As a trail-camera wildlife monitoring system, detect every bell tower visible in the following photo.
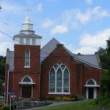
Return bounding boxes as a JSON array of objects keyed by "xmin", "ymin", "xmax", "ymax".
[{"xmin": 13, "ymin": 17, "xmax": 41, "ymax": 99}]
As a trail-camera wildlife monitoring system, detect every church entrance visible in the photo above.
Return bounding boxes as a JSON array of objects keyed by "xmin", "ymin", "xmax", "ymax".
[
  {"xmin": 19, "ymin": 75, "xmax": 35, "ymax": 98},
  {"xmin": 85, "ymin": 79, "xmax": 100, "ymax": 99},
  {"xmin": 22, "ymin": 85, "xmax": 32, "ymax": 98},
  {"xmin": 88, "ymin": 87, "xmax": 94, "ymax": 99}
]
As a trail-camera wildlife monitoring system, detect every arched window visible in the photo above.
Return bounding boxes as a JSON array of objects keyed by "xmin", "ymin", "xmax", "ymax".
[
  {"xmin": 24, "ymin": 49, "xmax": 30, "ymax": 68},
  {"xmin": 19, "ymin": 75, "xmax": 35, "ymax": 85},
  {"xmin": 64, "ymin": 68, "xmax": 69, "ymax": 92},
  {"xmin": 86, "ymin": 79, "xmax": 96, "ymax": 85},
  {"xmin": 57, "ymin": 69, "xmax": 62, "ymax": 92},
  {"xmin": 23, "ymin": 77, "xmax": 31, "ymax": 82},
  {"xmin": 49, "ymin": 64, "xmax": 70, "ymax": 94},
  {"xmin": 49, "ymin": 69, "xmax": 55, "ymax": 92}
]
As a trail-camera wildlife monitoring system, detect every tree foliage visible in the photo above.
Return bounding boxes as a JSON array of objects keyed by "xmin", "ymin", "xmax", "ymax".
[
  {"xmin": 0, "ymin": 56, "xmax": 5, "ymax": 95},
  {"xmin": 0, "ymin": 56, "xmax": 5, "ymax": 80},
  {"xmin": 98, "ymin": 39, "xmax": 110, "ymax": 97}
]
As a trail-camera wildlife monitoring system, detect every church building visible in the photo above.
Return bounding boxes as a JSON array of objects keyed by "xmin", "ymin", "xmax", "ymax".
[{"xmin": 5, "ymin": 17, "xmax": 101, "ymax": 101}]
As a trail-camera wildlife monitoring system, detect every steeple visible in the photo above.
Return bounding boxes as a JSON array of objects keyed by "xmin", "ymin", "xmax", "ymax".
[
  {"xmin": 21, "ymin": 17, "xmax": 35, "ymax": 34},
  {"xmin": 13, "ymin": 17, "xmax": 42, "ymax": 46}
]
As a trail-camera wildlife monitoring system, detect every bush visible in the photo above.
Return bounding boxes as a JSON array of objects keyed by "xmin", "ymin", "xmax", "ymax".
[
  {"xmin": 2, "ymin": 106, "xmax": 10, "ymax": 110},
  {"xmin": 55, "ymin": 96, "xmax": 62, "ymax": 101},
  {"xmin": 46, "ymin": 96, "xmax": 55, "ymax": 100},
  {"xmin": 46, "ymin": 95, "xmax": 84, "ymax": 101}
]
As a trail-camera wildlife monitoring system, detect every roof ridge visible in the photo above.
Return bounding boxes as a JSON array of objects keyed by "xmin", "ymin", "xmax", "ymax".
[{"xmin": 41, "ymin": 38, "xmax": 59, "ymax": 50}]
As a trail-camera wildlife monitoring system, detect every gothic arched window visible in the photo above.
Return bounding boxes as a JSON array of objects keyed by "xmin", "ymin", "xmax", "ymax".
[
  {"xmin": 49, "ymin": 64, "xmax": 70, "ymax": 94},
  {"xmin": 24, "ymin": 49, "xmax": 30, "ymax": 68},
  {"xmin": 49, "ymin": 68, "xmax": 55, "ymax": 92}
]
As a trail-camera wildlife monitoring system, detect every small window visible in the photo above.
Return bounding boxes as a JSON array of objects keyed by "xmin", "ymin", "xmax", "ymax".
[
  {"xmin": 32, "ymin": 38, "xmax": 36, "ymax": 45},
  {"xmin": 20, "ymin": 38, "xmax": 23, "ymax": 44},
  {"xmin": 26, "ymin": 39, "xmax": 30, "ymax": 45},
  {"xmin": 24, "ymin": 49, "xmax": 30, "ymax": 68}
]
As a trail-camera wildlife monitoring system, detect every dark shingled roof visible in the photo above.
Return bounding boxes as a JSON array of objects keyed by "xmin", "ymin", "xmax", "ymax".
[{"xmin": 40, "ymin": 38, "xmax": 101, "ymax": 69}]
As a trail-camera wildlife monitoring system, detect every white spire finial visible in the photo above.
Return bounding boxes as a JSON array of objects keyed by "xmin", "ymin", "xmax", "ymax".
[
  {"xmin": 24, "ymin": 16, "xmax": 31, "ymax": 24},
  {"xmin": 22, "ymin": 16, "xmax": 33, "ymax": 32}
]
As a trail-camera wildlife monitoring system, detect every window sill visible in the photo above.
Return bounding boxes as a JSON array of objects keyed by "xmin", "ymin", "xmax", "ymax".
[
  {"xmin": 24, "ymin": 66, "xmax": 30, "ymax": 68},
  {"xmin": 48, "ymin": 92, "xmax": 70, "ymax": 95}
]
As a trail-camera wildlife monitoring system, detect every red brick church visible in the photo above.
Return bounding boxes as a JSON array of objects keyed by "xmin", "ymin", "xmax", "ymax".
[{"xmin": 5, "ymin": 17, "xmax": 101, "ymax": 102}]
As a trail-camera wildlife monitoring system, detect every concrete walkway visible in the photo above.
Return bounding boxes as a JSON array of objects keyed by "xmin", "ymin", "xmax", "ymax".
[{"xmin": 24, "ymin": 101, "xmax": 82, "ymax": 110}]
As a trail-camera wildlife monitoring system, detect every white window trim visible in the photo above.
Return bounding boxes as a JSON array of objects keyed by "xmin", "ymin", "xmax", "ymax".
[
  {"xmin": 48, "ymin": 63, "xmax": 70, "ymax": 95},
  {"xmin": 48, "ymin": 92, "xmax": 70, "ymax": 95},
  {"xmin": 24, "ymin": 65, "xmax": 30, "ymax": 68},
  {"xmin": 19, "ymin": 75, "xmax": 35, "ymax": 85}
]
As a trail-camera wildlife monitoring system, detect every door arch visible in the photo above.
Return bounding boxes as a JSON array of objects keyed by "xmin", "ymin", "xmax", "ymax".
[
  {"xmin": 19, "ymin": 75, "xmax": 35, "ymax": 98},
  {"xmin": 85, "ymin": 79, "xmax": 99, "ymax": 99}
]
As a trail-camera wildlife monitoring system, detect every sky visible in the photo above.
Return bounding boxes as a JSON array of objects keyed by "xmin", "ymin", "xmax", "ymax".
[{"xmin": 0, "ymin": 0, "xmax": 110, "ymax": 56}]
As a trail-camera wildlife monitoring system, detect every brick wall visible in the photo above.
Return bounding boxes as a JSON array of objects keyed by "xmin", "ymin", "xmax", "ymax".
[
  {"xmin": 13, "ymin": 45, "xmax": 40, "ymax": 99},
  {"xmin": 40, "ymin": 44, "xmax": 101, "ymax": 99}
]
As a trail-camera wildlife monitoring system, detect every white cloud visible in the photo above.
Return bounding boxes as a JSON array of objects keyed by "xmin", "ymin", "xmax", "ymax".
[
  {"xmin": 41, "ymin": 6, "xmax": 110, "ymax": 35},
  {"xmin": 80, "ymin": 29, "xmax": 110, "ymax": 47},
  {"xmin": 75, "ymin": 6, "xmax": 110, "ymax": 24},
  {"xmin": 1, "ymin": 1, "xmax": 44, "ymax": 15},
  {"xmin": 76, "ymin": 28, "xmax": 110, "ymax": 54},
  {"xmin": 75, "ymin": 46, "xmax": 97, "ymax": 54},
  {"xmin": 0, "ymin": 32, "xmax": 13, "ymax": 56},
  {"xmin": 0, "ymin": 33, "xmax": 13, "ymax": 56},
  {"xmin": 51, "ymin": 25, "xmax": 68, "ymax": 35},
  {"xmin": 85, "ymin": 0, "xmax": 93, "ymax": 5},
  {"xmin": 1, "ymin": 1, "xmax": 24, "ymax": 14},
  {"xmin": 41, "ymin": 19, "xmax": 54, "ymax": 29},
  {"xmin": 47, "ymin": 6, "xmax": 110, "ymax": 35},
  {"xmin": 36, "ymin": 3, "xmax": 43, "ymax": 12},
  {"xmin": 0, "ymin": 42, "xmax": 13, "ymax": 56}
]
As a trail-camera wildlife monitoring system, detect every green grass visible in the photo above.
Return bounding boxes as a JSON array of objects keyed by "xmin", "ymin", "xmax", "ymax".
[{"xmin": 36, "ymin": 100, "xmax": 110, "ymax": 110}]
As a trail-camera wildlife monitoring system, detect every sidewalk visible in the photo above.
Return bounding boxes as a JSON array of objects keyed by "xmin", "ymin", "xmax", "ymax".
[{"xmin": 24, "ymin": 101, "xmax": 81, "ymax": 110}]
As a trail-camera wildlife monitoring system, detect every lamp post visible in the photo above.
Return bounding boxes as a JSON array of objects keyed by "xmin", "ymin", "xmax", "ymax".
[
  {"xmin": 9, "ymin": 95, "xmax": 16, "ymax": 110},
  {"xmin": 6, "ymin": 69, "xmax": 9, "ymax": 104}
]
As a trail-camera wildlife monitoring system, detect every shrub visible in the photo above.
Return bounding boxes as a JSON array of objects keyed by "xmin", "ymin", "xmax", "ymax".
[
  {"xmin": 46, "ymin": 96, "xmax": 55, "ymax": 100},
  {"xmin": 55, "ymin": 96, "xmax": 62, "ymax": 101},
  {"xmin": 62, "ymin": 96, "xmax": 70, "ymax": 101},
  {"xmin": 2, "ymin": 106, "xmax": 10, "ymax": 110}
]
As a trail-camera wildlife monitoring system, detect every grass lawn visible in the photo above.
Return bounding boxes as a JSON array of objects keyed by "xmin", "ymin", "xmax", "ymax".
[{"xmin": 36, "ymin": 100, "xmax": 110, "ymax": 110}]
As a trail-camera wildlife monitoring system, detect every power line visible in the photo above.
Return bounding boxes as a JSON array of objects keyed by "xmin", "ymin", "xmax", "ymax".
[{"xmin": 0, "ymin": 30, "xmax": 12, "ymax": 39}]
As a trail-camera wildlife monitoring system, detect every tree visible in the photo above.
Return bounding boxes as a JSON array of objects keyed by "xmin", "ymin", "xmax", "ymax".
[
  {"xmin": 98, "ymin": 39, "xmax": 110, "ymax": 97},
  {"xmin": 0, "ymin": 56, "xmax": 5, "ymax": 95},
  {"xmin": 0, "ymin": 56, "xmax": 5, "ymax": 80}
]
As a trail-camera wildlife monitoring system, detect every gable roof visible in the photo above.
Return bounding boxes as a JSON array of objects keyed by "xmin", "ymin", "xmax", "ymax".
[
  {"xmin": 40, "ymin": 38, "xmax": 60, "ymax": 62},
  {"xmin": 41, "ymin": 38, "xmax": 101, "ymax": 69}
]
